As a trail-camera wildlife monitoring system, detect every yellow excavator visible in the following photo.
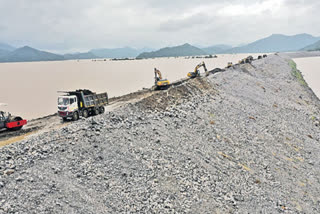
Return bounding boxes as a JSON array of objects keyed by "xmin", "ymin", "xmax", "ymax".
[
  {"xmin": 187, "ymin": 62, "xmax": 208, "ymax": 78},
  {"xmin": 226, "ymin": 62, "xmax": 233, "ymax": 68},
  {"xmin": 154, "ymin": 68, "xmax": 170, "ymax": 90}
]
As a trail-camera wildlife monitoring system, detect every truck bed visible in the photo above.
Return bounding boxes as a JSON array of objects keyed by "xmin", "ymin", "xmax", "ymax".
[{"xmin": 83, "ymin": 92, "xmax": 108, "ymax": 108}]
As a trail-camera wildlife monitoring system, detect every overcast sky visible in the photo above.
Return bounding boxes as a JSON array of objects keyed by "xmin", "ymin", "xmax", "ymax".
[{"xmin": 0, "ymin": 0, "xmax": 319, "ymax": 52}]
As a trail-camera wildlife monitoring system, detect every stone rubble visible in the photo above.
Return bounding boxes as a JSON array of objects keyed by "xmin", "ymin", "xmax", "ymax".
[{"xmin": 0, "ymin": 55, "xmax": 319, "ymax": 213}]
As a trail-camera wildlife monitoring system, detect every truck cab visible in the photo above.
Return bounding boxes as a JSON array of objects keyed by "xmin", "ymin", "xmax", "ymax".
[
  {"xmin": 58, "ymin": 89, "xmax": 108, "ymax": 122},
  {"xmin": 58, "ymin": 95, "xmax": 79, "ymax": 121}
]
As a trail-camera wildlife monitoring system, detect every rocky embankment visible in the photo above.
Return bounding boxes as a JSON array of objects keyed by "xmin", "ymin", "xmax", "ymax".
[{"xmin": 0, "ymin": 55, "xmax": 320, "ymax": 213}]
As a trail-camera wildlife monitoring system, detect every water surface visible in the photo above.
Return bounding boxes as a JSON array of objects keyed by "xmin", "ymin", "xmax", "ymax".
[
  {"xmin": 0, "ymin": 54, "xmax": 264, "ymax": 119},
  {"xmin": 294, "ymin": 57, "xmax": 320, "ymax": 99}
]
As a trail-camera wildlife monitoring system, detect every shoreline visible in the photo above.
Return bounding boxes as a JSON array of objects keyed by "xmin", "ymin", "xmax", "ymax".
[
  {"xmin": 1, "ymin": 54, "xmax": 319, "ymax": 212},
  {"xmin": 1, "ymin": 53, "xmax": 319, "ymax": 145}
]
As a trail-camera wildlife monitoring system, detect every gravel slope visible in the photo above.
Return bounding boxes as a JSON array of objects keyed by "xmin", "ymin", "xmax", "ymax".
[{"xmin": 0, "ymin": 54, "xmax": 319, "ymax": 213}]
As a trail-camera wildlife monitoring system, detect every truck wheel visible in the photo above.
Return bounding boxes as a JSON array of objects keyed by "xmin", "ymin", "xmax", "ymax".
[
  {"xmin": 99, "ymin": 106, "xmax": 105, "ymax": 114},
  {"xmin": 94, "ymin": 108, "xmax": 99, "ymax": 115},
  {"xmin": 73, "ymin": 112, "xmax": 79, "ymax": 121},
  {"xmin": 83, "ymin": 109, "xmax": 89, "ymax": 118},
  {"xmin": 62, "ymin": 117, "xmax": 68, "ymax": 122}
]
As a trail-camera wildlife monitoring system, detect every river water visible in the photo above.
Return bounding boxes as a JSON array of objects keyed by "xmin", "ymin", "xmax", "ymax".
[
  {"xmin": 293, "ymin": 57, "xmax": 320, "ymax": 100},
  {"xmin": 0, "ymin": 54, "xmax": 318, "ymax": 119}
]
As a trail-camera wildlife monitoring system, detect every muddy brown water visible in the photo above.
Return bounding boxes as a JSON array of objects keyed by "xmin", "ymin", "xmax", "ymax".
[
  {"xmin": 293, "ymin": 57, "xmax": 320, "ymax": 100},
  {"xmin": 3, "ymin": 53, "xmax": 317, "ymax": 120}
]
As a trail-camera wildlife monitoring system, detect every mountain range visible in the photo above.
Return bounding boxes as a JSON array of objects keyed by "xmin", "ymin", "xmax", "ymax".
[
  {"xmin": 225, "ymin": 34, "xmax": 320, "ymax": 53},
  {"xmin": 0, "ymin": 33, "xmax": 319, "ymax": 62},
  {"xmin": 202, "ymin": 45, "xmax": 232, "ymax": 54},
  {"xmin": 91, "ymin": 47, "xmax": 154, "ymax": 58},
  {"xmin": 0, "ymin": 46, "xmax": 64, "ymax": 62},
  {"xmin": 301, "ymin": 40, "xmax": 320, "ymax": 51},
  {"xmin": 137, "ymin": 43, "xmax": 207, "ymax": 58}
]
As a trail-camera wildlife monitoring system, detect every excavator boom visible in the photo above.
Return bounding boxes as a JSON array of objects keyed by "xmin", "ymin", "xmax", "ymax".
[{"xmin": 154, "ymin": 68, "xmax": 163, "ymax": 80}]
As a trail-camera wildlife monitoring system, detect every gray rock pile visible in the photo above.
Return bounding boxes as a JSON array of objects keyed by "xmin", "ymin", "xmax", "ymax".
[{"xmin": 0, "ymin": 55, "xmax": 319, "ymax": 213}]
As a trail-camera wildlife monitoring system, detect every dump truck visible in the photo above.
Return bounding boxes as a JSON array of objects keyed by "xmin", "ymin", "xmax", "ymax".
[
  {"xmin": 58, "ymin": 89, "xmax": 108, "ymax": 121},
  {"xmin": 0, "ymin": 104, "xmax": 27, "ymax": 131}
]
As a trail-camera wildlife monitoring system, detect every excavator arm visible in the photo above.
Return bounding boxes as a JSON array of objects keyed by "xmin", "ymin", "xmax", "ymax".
[
  {"xmin": 188, "ymin": 62, "xmax": 208, "ymax": 78},
  {"xmin": 154, "ymin": 68, "xmax": 163, "ymax": 80},
  {"xmin": 154, "ymin": 68, "xmax": 170, "ymax": 90}
]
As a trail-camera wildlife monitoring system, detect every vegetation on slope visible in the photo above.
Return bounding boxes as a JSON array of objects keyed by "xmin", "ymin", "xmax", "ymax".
[{"xmin": 289, "ymin": 60, "xmax": 307, "ymax": 86}]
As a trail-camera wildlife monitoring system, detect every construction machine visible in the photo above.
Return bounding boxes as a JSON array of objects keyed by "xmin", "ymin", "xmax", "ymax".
[
  {"xmin": 0, "ymin": 104, "xmax": 27, "ymax": 131},
  {"xmin": 239, "ymin": 59, "xmax": 245, "ymax": 64},
  {"xmin": 226, "ymin": 62, "xmax": 233, "ymax": 68},
  {"xmin": 187, "ymin": 62, "xmax": 208, "ymax": 78},
  {"xmin": 245, "ymin": 56, "xmax": 254, "ymax": 63},
  {"xmin": 58, "ymin": 89, "xmax": 108, "ymax": 121},
  {"xmin": 154, "ymin": 68, "xmax": 170, "ymax": 90}
]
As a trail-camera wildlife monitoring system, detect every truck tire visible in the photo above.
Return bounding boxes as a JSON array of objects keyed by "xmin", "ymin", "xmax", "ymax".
[
  {"xmin": 73, "ymin": 112, "xmax": 79, "ymax": 121},
  {"xmin": 94, "ymin": 108, "xmax": 99, "ymax": 116},
  {"xmin": 83, "ymin": 109, "xmax": 89, "ymax": 118},
  {"xmin": 62, "ymin": 117, "xmax": 68, "ymax": 122},
  {"xmin": 99, "ymin": 106, "xmax": 105, "ymax": 114}
]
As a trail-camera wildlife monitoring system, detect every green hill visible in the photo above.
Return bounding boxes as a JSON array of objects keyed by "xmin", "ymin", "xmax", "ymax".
[
  {"xmin": 226, "ymin": 34, "xmax": 319, "ymax": 53},
  {"xmin": 301, "ymin": 40, "xmax": 320, "ymax": 51},
  {"xmin": 0, "ymin": 46, "xmax": 64, "ymax": 62},
  {"xmin": 137, "ymin": 43, "xmax": 207, "ymax": 58}
]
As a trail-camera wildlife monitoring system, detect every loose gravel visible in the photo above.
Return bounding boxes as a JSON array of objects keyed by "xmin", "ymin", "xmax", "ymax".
[{"xmin": 0, "ymin": 54, "xmax": 319, "ymax": 213}]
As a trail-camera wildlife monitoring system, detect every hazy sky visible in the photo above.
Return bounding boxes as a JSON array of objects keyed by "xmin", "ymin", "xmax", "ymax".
[{"xmin": 0, "ymin": 0, "xmax": 319, "ymax": 52}]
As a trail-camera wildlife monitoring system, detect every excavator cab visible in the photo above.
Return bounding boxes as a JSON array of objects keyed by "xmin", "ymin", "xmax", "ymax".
[
  {"xmin": 187, "ymin": 62, "xmax": 208, "ymax": 78},
  {"xmin": 154, "ymin": 68, "xmax": 170, "ymax": 90}
]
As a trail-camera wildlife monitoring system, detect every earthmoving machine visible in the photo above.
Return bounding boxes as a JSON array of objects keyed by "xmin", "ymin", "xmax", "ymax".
[
  {"xmin": 154, "ymin": 68, "xmax": 170, "ymax": 90},
  {"xmin": 0, "ymin": 104, "xmax": 27, "ymax": 131},
  {"xmin": 58, "ymin": 89, "xmax": 108, "ymax": 121},
  {"xmin": 245, "ymin": 56, "xmax": 254, "ymax": 63},
  {"xmin": 226, "ymin": 62, "xmax": 233, "ymax": 68},
  {"xmin": 239, "ymin": 59, "xmax": 245, "ymax": 64},
  {"xmin": 187, "ymin": 62, "xmax": 208, "ymax": 78}
]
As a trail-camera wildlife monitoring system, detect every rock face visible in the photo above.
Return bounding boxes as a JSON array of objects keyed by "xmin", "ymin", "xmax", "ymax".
[{"xmin": 0, "ymin": 55, "xmax": 319, "ymax": 213}]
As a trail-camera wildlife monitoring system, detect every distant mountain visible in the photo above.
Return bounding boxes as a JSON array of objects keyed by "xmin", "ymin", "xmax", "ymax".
[
  {"xmin": 0, "ymin": 43, "xmax": 15, "ymax": 57},
  {"xmin": 0, "ymin": 49, "xmax": 11, "ymax": 57},
  {"xmin": 0, "ymin": 43, "xmax": 15, "ymax": 51},
  {"xmin": 63, "ymin": 52, "xmax": 97, "ymax": 60},
  {"xmin": 90, "ymin": 47, "xmax": 153, "ymax": 58},
  {"xmin": 0, "ymin": 46, "xmax": 64, "ymax": 62},
  {"xmin": 137, "ymin": 43, "xmax": 207, "ymax": 58},
  {"xmin": 226, "ymin": 34, "xmax": 320, "ymax": 53},
  {"xmin": 202, "ymin": 44, "xmax": 232, "ymax": 54},
  {"xmin": 301, "ymin": 40, "xmax": 320, "ymax": 51}
]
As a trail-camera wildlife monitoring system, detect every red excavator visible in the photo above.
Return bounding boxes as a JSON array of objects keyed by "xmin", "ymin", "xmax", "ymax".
[{"xmin": 0, "ymin": 104, "xmax": 27, "ymax": 131}]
